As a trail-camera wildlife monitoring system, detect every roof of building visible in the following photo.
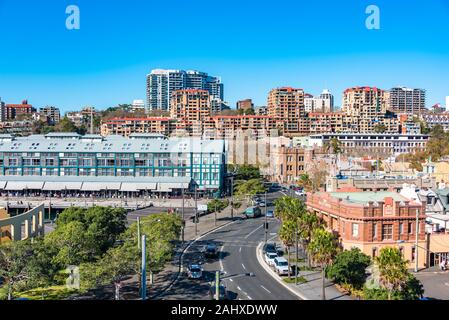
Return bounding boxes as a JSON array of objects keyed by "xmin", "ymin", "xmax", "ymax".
[
  {"xmin": 0, "ymin": 133, "xmax": 225, "ymax": 154},
  {"xmin": 329, "ymin": 191, "xmax": 408, "ymax": 205}
]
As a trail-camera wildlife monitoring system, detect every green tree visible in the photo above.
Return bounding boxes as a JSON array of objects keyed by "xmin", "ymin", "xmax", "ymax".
[
  {"xmin": 0, "ymin": 240, "xmax": 54, "ymax": 300},
  {"xmin": 279, "ymin": 220, "xmax": 297, "ymax": 279},
  {"xmin": 207, "ymin": 199, "xmax": 229, "ymax": 213},
  {"xmin": 54, "ymin": 116, "xmax": 78, "ymax": 133},
  {"xmin": 297, "ymin": 212, "xmax": 323, "ymax": 267},
  {"xmin": 309, "ymin": 229, "xmax": 339, "ymax": 300},
  {"xmin": 233, "ymin": 165, "xmax": 261, "ymax": 181},
  {"xmin": 374, "ymin": 247, "xmax": 409, "ymax": 300},
  {"xmin": 326, "ymin": 248, "xmax": 371, "ymax": 290},
  {"xmin": 374, "ymin": 124, "xmax": 387, "ymax": 133},
  {"xmin": 324, "ymin": 137, "xmax": 342, "ymax": 154},
  {"xmin": 234, "ymin": 179, "xmax": 266, "ymax": 200}
]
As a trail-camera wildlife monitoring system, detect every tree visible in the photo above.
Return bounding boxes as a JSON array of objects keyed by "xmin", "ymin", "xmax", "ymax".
[
  {"xmin": 0, "ymin": 240, "xmax": 54, "ymax": 300},
  {"xmin": 374, "ymin": 124, "xmax": 387, "ymax": 133},
  {"xmin": 56, "ymin": 206, "xmax": 127, "ymax": 256},
  {"xmin": 309, "ymin": 229, "xmax": 339, "ymax": 300},
  {"xmin": 374, "ymin": 247, "xmax": 409, "ymax": 300},
  {"xmin": 297, "ymin": 212, "xmax": 323, "ymax": 267},
  {"xmin": 54, "ymin": 116, "xmax": 78, "ymax": 133},
  {"xmin": 279, "ymin": 220, "xmax": 297, "ymax": 279},
  {"xmin": 324, "ymin": 138, "xmax": 342, "ymax": 154},
  {"xmin": 326, "ymin": 248, "xmax": 371, "ymax": 290},
  {"xmin": 233, "ymin": 165, "xmax": 261, "ymax": 181},
  {"xmin": 207, "ymin": 199, "xmax": 229, "ymax": 213},
  {"xmin": 234, "ymin": 179, "xmax": 266, "ymax": 200}
]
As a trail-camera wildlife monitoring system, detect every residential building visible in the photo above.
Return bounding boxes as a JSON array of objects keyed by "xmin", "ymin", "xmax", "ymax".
[
  {"xmin": 146, "ymin": 69, "xmax": 224, "ymax": 111},
  {"xmin": 255, "ymin": 106, "xmax": 268, "ymax": 116},
  {"xmin": 236, "ymin": 99, "xmax": 254, "ymax": 111},
  {"xmin": 267, "ymin": 87, "xmax": 307, "ymax": 135},
  {"xmin": 131, "ymin": 100, "xmax": 145, "ymax": 112},
  {"xmin": 39, "ymin": 106, "xmax": 61, "ymax": 125},
  {"xmin": 306, "ymin": 191, "xmax": 427, "ymax": 268},
  {"xmin": 0, "ymin": 98, "xmax": 5, "ymax": 122},
  {"xmin": 273, "ymin": 145, "xmax": 305, "ymax": 184},
  {"xmin": 170, "ymin": 89, "xmax": 211, "ymax": 134},
  {"xmin": 304, "ymin": 89, "xmax": 334, "ymax": 113},
  {"xmin": 309, "ymin": 133, "xmax": 429, "ymax": 156},
  {"xmin": 100, "ymin": 117, "xmax": 176, "ymax": 137},
  {"xmin": 398, "ymin": 114, "xmax": 421, "ymax": 135},
  {"xmin": 0, "ymin": 133, "xmax": 226, "ymax": 196},
  {"xmin": 421, "ymin": 113, "xmax": 449, "ymax": 132},
  {"xmin": 423, "ymin": 158, "xmax": 449, "ymax": 183},
  {"xmin": 4, "ymin": 100, "xmax": 35, "ymax": 120},
  {"xmin": 389, "ymin": 87, "xmax": 426, "ymax": 115}
]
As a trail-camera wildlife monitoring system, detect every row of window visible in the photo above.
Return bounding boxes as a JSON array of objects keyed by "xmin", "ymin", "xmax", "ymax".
[{"xmin": 349, "ymin": 222, "xmax": 419, "ymax": 240}]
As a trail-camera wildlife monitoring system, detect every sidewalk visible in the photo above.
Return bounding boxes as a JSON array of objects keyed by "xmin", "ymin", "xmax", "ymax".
[{"xmin": 256, "ymin": 242, "xmax": 354, "ymax": 300}]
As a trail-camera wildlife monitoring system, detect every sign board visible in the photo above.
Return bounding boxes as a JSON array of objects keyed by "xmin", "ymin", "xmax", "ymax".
[{"xmin": 197, "ymin": 204, "xmax": 208, "ymax": 212}]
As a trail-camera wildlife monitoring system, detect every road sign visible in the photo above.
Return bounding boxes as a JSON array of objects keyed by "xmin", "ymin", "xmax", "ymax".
[{"xmin": 198, "ymin": 204, "xmax": 208, "ymax": 212}]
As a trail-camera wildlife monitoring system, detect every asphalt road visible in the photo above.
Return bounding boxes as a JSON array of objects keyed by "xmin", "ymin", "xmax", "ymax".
[{"xmin": 163, "ymin": 191, "xmax": 299, "ymax": 300}]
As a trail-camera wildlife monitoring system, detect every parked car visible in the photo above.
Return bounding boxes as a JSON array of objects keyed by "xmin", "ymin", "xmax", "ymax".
[
  {"xmin": 209, "ymin": 283, "xmax": 229, "ymax": 300},
  {"xmin": 204, "ymin": 244, "xmax": 219, "ymax": 259},
  {"xmin": 274, "ymin": 257, "xmax": 290, "ymax": 276},
  {"xmin": 266, "ymin": 210, "xmax": 274, "ymax": 218},
  {"xmin": 259, "ymin": 201, "xmax": 266, "ymax": 207},
  {"xmin": 187, "ymin": 264, "xmax": 203, "ymax": 280},
  {"xmin": 264, "ymin": 252, "xmax": 278, "ymax": 266},
  {"xmin": 263, "ymin": 243, "xmax": 277, "ymax": 255}
]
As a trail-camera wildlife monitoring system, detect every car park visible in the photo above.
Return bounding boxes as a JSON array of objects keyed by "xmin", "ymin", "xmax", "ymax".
[
  {"xmin": 187, "ymin": 264, "xmax": 203, "ymax": 280},
  {"xmin": 274, "ymin": 257, "xmax": 290, "ymax": 276}
]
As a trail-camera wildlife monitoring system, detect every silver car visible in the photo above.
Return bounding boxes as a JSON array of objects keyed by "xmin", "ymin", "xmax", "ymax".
[{"xmin": 187, "ymin": 264, "xmax": 203, "ymax": 280}]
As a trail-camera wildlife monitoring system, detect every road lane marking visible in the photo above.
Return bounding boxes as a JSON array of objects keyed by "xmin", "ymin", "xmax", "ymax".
[
  {"xmin": 247, "ymin": 295, "xmax": 253, "ymax": 300},
  {"xmin": 219, "ymin": 246, "xmax": 224, "ymax": 271},
  {"xmin": 260, "ymin": 285, "xmax": 271, "ymax": 294},
  {"xmin": 241, "ymin": 263, "xmax": 246, "ymax": 270},
  {"xmin": 239, "ymin": 247, "xmax": 242, "ymax": 253},
  {"xmin": 245, "ymin": 224, "xmax": 263, "ymax": 239},
  {"xmin": 237, "ymin": 286, "xmax": 242, "ymax": 291},
  {"xmin": 229, "ymin": 278, "xmax": 233, "ymax": 282}
]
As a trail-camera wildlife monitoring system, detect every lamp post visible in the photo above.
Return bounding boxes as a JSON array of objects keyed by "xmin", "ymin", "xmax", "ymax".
[
  {"xmin": 415, "ymin": 208, "xmax": 419, "ymax": 273},
  {"xmin": 264, "ymin": 191, "xmax": 268, "ymax": 244},
  {"xmin": 194, "ymin": 185, "xmax": 198, "ymax": 236},
  {"xmin": 181, "ymin": 187, "xmax": 185, "ymax": 243},
  {"xmin": 141, "ymin": 234, "xmax": 147, "ymax": 300}
]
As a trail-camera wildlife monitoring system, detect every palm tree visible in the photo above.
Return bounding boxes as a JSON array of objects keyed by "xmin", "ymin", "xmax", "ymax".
[
  {"xmin": 309, "ymin": 229, "xmax": 339, "ymax": 300},
  {"xmin": 279, "ymin": 220, "xmax": 297, "ymax": 279},
  {"xmin": 298, "ymin": 212, "xmax": 323, "ymax": 267},
  {"xmin": 375, "ymin": 247, "xmax": 409, "ymax": 300}
]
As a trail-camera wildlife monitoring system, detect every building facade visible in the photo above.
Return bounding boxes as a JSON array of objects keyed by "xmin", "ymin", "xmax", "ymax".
[
  {"xmin": 4, "ymin": 100, "xmax": 35, "ymax": 120},
  {"xmin": 304, "ymin": 89, "xmax": 334, "ymax": 113},
  {"xmin": 0, "ymin": 133, "xmax": 226, "ymax": 196},
  {"xmin": 307, "ymin": 191, "xmax": 427, "ymax": 268},
  {"xmin": 146, "ymin": 69, "xmax": 223, "ymax": 111},
  {"xmin": 39, "ymin": 106, "xmax": 61, "ymax": 125},
  {"xmin": 170, "ymin": 89, "xmax": 211, "ymax": 133},
  {"xmin": 389, "ymin": 87, "xmax": 426, "ymax": 115},
  {"xmin": 101, "ymin": 117, "xmax": 177, "ymax": 137},
  {"xmin": 236, "ymin": 99, "xmax": 254, "ymax": 111}
]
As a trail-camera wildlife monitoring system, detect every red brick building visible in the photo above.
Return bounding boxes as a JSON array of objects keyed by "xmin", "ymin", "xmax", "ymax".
[
  {"xmin": 4, "ymin": 100, "xmax": 35, "ymax": 120},
  {"xmin": 306, "ymin": 191, "xmax": 427, "ymax": 268}
]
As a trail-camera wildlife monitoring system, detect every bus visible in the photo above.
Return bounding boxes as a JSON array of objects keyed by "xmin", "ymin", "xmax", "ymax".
[{"xmin": 244, "ymin": 206, "xmax": 262, "ymax": 219}]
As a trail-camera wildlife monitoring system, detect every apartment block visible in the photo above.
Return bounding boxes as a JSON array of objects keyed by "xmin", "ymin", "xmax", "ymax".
[
  {"xmin": 100, "ymin": 117, "xmax": 176, "ymax": 137},
  {"xmin": 170, "ymin": 89, "xmax": 211, "ymax": 133},
  {"xmin": 236, "ymin": 99, "xmax": 254, "ymax": 111},
  {"xmin": 267, "ymin": 87, "xmax": 306, "ymax": 135},
  {"xmin": 304, "ymin": 89, "xmax": 334, "ymax": 113},
  {"xmin": 39, "ymin": 106, "xmax": 61, "ymax": 125},
  {"xmin": 4, "ymin": 100, "xmax": 35, "ymax": 120},
  {"xmin": 389, "ymin": 87, "xmax": 426, "ymax": 115}
]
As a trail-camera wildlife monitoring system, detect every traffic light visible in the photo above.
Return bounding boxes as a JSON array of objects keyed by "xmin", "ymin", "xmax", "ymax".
[{"xmin": 264, "ymin": 222, "xmax": 269, "ymax": 230}]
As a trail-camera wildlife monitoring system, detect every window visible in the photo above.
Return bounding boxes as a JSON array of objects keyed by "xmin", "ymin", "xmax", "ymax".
[
  {"xmin": 352, "ymin": 223, "xmax": 359, "ymax": 237},
  {"xmin": 408, "ymin": 222, "xmax": 413, "ymax": 234},
  {"xmin": 372, "ymin": 223, "xmax": 377, "ymax": 239},
  {"xmin": 399, "ymin": 223, "xmax": 404, "ymax": 234},
  {"xmin": 372, "ymin": 247, "xmax": 377, "ymax": 258},
  {"xmin": 382, "ymin": 224, "xmax": 393, "ymax": 240}
]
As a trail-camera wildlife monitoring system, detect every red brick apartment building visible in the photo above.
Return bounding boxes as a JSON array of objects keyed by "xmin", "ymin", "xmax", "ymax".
[
  {"xmin": 306, "ymin": 191, "xmax": 427, "ymax": 268},
  {"xmin": 5, "ymin": 100, "xmax": 35, "ymax": 120},
  {"xmin": 100, "ymin": 117, "xmax": 176, "ymax": 137}
]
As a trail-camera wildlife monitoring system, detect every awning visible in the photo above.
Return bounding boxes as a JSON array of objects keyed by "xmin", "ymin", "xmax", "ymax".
[
  {"xmin": 81, "ymin": 182, "xmax": 121, "ymax": 191},
  {"xmin": 120, "ymin": 183, "xmax": 139, "ymax": 192},
  {"xmin": 42, "ymin": 182, "xmax": 83, "ymax": 191},
  {"xmin": 157, "ymin": 183, "xmax": 173, "ymax": 192},
  {"xmin": 0, "ymin": 181, "xmax": 7, "ymax": 190},
  {"xmin": 5, "ymin": 181, "xmax": 44, "ymax": 191},
  {"xmin": 135, "ymin": 183, "xmax": 157, "ymax": 190}
]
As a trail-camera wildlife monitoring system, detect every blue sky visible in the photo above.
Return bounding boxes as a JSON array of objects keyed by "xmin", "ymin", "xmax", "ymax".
[{"xmin": 0, "ymin": 0, "xmax": 448, "ymax": 112}]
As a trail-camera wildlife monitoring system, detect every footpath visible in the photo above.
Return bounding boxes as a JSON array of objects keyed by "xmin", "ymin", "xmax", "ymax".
[{"xmin": 256, "ymin": 240, "xmax": 354, "ymax": 300}]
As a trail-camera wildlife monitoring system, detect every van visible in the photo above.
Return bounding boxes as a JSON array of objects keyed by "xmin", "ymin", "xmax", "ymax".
[{"xmin": 244, "ymin": 206, "xmax": 262, "ymax": 219}]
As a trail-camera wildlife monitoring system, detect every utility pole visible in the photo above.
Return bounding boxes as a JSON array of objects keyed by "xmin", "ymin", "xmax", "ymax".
[
  {"xmin": 415, "ymin": 208, "xmax": 419, "ymax": 273},
  {"xmin": 264, "ymin": 192, "xmax": 268, "ymax": 244},
  {"xmin": 194, "ymin": 185, "xmax": 198, "ymax": 236},
  {"xmin": 215, "ymin": 270, "xmax": 220, "ymax": 301},
  {"xmin": 215, "ymin": 202, "xmax": 217, "ymax": 227},
  {"xmin": 295, "ymin": 228, "xmax": 299, "ymax": 285},
  {"xmin": 137, "ymin": 216, "xmax": 141, "ymax": 250},
  {"xmin": 141, "ymin": 234, "xmax": 147, "ymax": 300},
  {"xmin": 230, "ymin": 177, "xmax": 234, "ymax": 221},
  {"xmin": 181, "ymin": 187, "xmax": 185, "ymax": 243}
]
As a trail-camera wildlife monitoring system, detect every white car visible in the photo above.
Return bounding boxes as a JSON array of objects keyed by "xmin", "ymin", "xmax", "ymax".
[
  {"xmin": 265, "ymin": 252, "xmax": 278, "ymax": 267},
  {"xmin": 274, "ymin": 257, "xmax": 290, "ymax": 276}
]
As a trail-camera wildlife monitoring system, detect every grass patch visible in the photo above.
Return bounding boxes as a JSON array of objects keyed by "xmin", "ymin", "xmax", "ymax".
[
  {"xmin": 283, "ymin": 276, "xmax": 307, "ymax": 284},
  {"xmin": 15, "ymin": 285, "xmax": 80, "ymax": 300}
]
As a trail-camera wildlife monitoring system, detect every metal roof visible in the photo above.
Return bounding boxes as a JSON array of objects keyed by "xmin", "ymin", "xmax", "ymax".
[{"xmin": 0, "ymin": 134, "xmax": 225, "ymax": 154}]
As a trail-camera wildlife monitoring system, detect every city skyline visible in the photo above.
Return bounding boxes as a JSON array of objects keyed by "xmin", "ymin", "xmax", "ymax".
[{"xmin": 0, "ymin": 0, "xmax": 448, "ymax": 112}]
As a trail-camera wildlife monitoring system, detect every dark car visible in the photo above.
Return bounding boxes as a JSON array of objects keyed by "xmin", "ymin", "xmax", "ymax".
[
  {"xmin": 209, "ymin": 284, "xmax": 228, "ymax": 300},
  {"xmin": 187, "ymin": 264, "xmax": 203, "ymax": 280},
  {"xmin": 204, "ymin": 244, "xmax": 219, "ymax": 258},
  {"xmin": 263, "ymin": 243, "xmax": 277, "ymax": 255}
]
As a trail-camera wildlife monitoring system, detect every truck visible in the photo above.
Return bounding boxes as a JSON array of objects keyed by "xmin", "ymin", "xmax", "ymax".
[{"xmin": 244, "ymin": 206, "xmax": 262, "ymax": 219}]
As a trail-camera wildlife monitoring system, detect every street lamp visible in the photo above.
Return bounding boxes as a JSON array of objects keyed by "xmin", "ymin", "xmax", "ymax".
[{"xmin": 415, "ymin": 208, "xmax": 420, "ymax": 273}]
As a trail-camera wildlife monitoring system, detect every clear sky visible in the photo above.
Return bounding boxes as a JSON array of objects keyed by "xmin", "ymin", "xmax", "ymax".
[{"xmin": 0, "ymin": 0, "xmax": 448, "ymax": 112}]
